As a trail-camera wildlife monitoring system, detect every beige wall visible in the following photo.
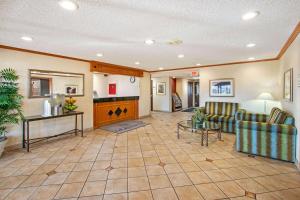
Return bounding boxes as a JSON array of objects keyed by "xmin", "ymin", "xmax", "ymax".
[
  {"xmin": 279, "ymin": 35, "xmax": 300, "ymax": 162},
  {"xmin": 199, "ymin": 60, "xmax": 282, "ymax": 113},
  {"xmin": 152, "ymin": 77, "xmax": 172, "ymax": 112},
  {"xmin": 176, "ymin": 78, "xmax": 188, "ymax": 109},
  {"xmin": 139, "ymin": 72, "xmax": 151, "ymax": 117},
  {"xmin": 0, "ymin": 48, "xmax": 93, "ymax": 146}
]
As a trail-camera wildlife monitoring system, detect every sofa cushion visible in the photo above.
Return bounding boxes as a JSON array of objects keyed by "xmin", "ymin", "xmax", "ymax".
[
  {"xmin": 268, "ymin": 107, "xmax": 289, "ymax": 124},
  {"xmin": 205, "ymin": 102, "xmax": 239, "ymax": 117},
  {"xmin": 206, "ymin": 114, "xmax": 235, "ymax": 123}
]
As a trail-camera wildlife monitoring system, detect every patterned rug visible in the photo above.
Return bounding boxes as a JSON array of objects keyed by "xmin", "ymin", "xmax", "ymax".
[
  {"xmin": 181, "ymin": 107, "xmax": 196, "ymax": 112},
  {"xmin": 100, "ymin": 120, "xmax": 149, "ymax": 133}
]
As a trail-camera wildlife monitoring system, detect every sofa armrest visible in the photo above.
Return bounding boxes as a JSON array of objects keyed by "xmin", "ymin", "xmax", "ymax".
[
  {"xmin": 235, "ymin": 111, "xmax": 268, "ymax": 123},
  {"xmin": 236, "ymin": 121, "xmax": 297, "ymax": 135},
  {"xmin": 235, "ymin": 109, "xmax": 246, "ymax": 121}
]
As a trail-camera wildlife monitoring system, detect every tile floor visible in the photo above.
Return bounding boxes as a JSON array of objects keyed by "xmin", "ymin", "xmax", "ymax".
[{"xmin": 0, "ymin": 111, "xmax": 300, "ymax": 200}]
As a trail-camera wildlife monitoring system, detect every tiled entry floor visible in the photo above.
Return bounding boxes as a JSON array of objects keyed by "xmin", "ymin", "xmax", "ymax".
[{"xmin": 0, "ymin": 112, "xmax": 300, "ymax": 200}]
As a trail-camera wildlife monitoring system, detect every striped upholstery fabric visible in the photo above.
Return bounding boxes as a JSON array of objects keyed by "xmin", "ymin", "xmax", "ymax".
[
  {"xmin": 268, "ymin": 107, "xmax": 288, "ymax": 124},
  {"xmin": 196, "ymin": 102, "xmax": 240, "ymax": 133},
  {"xmin": 235, "ymin": 108, "xmax": 297, "ymax": 162}
]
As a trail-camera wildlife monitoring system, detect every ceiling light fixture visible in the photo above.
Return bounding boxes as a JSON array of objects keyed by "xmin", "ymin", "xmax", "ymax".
[
  {"xmin": 158, "ymin": 67, "xmax": 164, "ymax": 70},
  {"xmin": 196, "ymin": 63, "xmax": 201, "ymax": 66},
  {"xmin": 248, "ymin": 57, "xmax": 255, "ymax": 60},
  {"xmin": 21, "ymin": 36, "xmax": 33, "ymax": 41},
  {"xmin": 172, "ymin": 76, "xmax": 176, "ymax": 79},
  {"xmin": 246, "ymin": 43, "xmax": 256, "ymax": 48},
  {"xmin": 145, "ymin": 39, "xmax": 155, "ymax": 45},
  {"xmin": 177, "ymin": 54, "xmax": 184, "ymax": 58},
  {"xmin": 242, "ymin": 11, "xmax": 259, "ymax": 20},
  {"xmin": 58, "ymin": 0, "xmax": 79, "ymax": 11},
  {"xmin": 135, "ymin": 61, "xmax": 140, "ymax": 65},
  {"xmin": 96, "ymin": 53, "xmax": 103, "ymax": 57}
]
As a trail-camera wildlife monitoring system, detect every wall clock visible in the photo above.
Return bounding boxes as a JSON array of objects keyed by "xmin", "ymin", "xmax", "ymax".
[{"xmin": 130, "ymin": 76, "xmax": 136, "ymax": 83}]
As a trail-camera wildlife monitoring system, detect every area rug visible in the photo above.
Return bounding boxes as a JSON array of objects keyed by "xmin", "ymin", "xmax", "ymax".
[
  {"xmin": 182, "ymin": 107, "xmax": 196, "ymax": 112},
  {"xmin": 100, "ymin": 120, "xmax": 149, "ymax": 134}
]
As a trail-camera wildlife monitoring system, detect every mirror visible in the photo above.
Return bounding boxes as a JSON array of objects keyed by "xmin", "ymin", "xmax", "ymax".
[{"xmin": 29, "ymin": 69, "xmax": 84, "ymax": 98}]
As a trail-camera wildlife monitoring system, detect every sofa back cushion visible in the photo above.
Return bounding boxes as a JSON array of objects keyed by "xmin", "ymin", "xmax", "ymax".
[
  {"xmin": 268, "ymin": 107, "xmax": 295, "ymax": 125},
  {"xmin": 205, "ymin": 102, "xmax": 239, "ymax": 116}
]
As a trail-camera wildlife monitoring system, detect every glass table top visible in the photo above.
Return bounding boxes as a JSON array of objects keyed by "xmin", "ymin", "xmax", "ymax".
[{"xmin": 178, "ymin": 120, "xmax": 220, "ymax": 130}]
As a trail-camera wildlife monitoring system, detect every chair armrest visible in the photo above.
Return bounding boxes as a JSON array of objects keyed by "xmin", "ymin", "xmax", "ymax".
[
  {"xmin": 236, "ymin": 121, "xmax": 297, "ymax": 135},
  {"xmin": 236, "ymin": 111, "xmax": 268, "ymax": 123},
  {"xmin": 235, "ymin": 109, "xmax": 246, "ymax": 121}
]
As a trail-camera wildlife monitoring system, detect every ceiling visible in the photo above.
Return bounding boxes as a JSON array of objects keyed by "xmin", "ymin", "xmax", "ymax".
[{"xmin": 0, "ymin": 0, "xmax": 299, "ymax": 71}]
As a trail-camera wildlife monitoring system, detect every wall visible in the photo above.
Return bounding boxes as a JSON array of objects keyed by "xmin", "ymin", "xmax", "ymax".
[
  {"xmin": 93, "ymin": 73, "xmax": 140, "ymax": 97},
  {"xmin": 152, "ymin": 77, "xmax": 172, "ymax": 112},
  {"xmin": 279, "ymin": 35, "xmax": 300, "ymax": 163},
  {"xmin": 139, "ymin": 72, "xmax": 151, "ymax": 117},
  {"xmin": 199, "ymin": 60, "xmax": 282, "ymax": 113},
  {"xmin": 176, "ymin": 78, "xmax": 188, "ymax": 109},
  {"xmin": 0, "ymin": 48, "xmax": 93, "ymax": 146}
]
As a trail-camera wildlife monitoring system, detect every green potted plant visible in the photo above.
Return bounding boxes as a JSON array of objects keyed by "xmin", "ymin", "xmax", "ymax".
[{"xmin": 0, "ymin": 68, "xmax": 23, "ymax": 157}]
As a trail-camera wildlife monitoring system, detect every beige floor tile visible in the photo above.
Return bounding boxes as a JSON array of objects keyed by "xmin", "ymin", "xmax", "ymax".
[
  {"xmin": 33, "ymin": 164, "xmax": 58, "ymax": 175},
  {"xmin": 195, "ymin": 161, "xmax": 218, "ymax": 171},
  {"xmin": 275, "ymin": 188, "xmax": 300, "ymax": 200},
  {"xmin": 143, "ymin": 151, "xmax": 158, "ymax": 157},
  {"xmin": 146, "ymin": 165, "xmax": 165, "ymax": 176},
  {"xmin": 164, "ymin": 164, "xmax": 183, "ymax": 174},
  {"xmin": 0, "ymin": 176, "xmax": 28, "ymax": 189},
  {"xmin": 65, "ymin": 171, "xmax": 89, "ymax": 183},
  {"xmin": 159, "ymin": 156, "xmax": 177, "ymax": 164},
  {"xmin": 29, "ymin": 185, "xmax": 61, "ymax": 200},
  {"xmin": 88, "ymin": 169, "xmax": 108, "ymax": 181},
  {"xmin": 256, "ymin": 192, "xmax": 282, "ymax": 200},
  {"xmin": 108, "ymin": 168, "xmax": 127, "ymax": 179},
  {"xmin": 93, "ymin": 161, "xmax": 111, "ymax": 170},
  {"xmin": 149, "ymin": 175, "xmax": 172, "ymax": 189},
  {"xmin": 73, "ymin": 162, "xmax": 93, "ymax": 172},
  {"xmin": 195, "ymin": 183, "xmax": 226, "ymax": 200},
  {"xmin": 42, "ymin": 172, "xmax": 69, "ymax": 185},
  {"xmin": 212, "ymin": 160, "xmax": 233, "ymax": 169},
  {"xmin": 0, "ymin": 189, "xmax": 13, "ymax": 200},
  {"xmin": 5, "ymin": 187, "xmax": 37, "ymax": 200},
  {"xmin": 274, "ymin": 173, "xmax": 300, "ymax": 188},
  {"xmin": 20, "ymin": 174, "xmax": 48, "ymax": 187},
  {"xmin": 235, "ymin": 178, "xmax": 268, "ymax": 194},
  {"xmin": 55, "ymin": 162, "xmax": 76, "ymax": 172},
  {"xmin": 187, "ymin": 171, "xmax": 211, "ymax": 184},
  {"xmin": 105, "ymin": 179, "xmax": 127, "ymax": 194},
  {"xmin": 55, "ymin": 182, "xmax": 84, "ymax": 199},
  {"xmin": 216, "ymin": 180, "xmax": 245, "ymax": 197},
  {"xmin": 111, "ymin": 159, "xmax": 127, "ymax": 168},
  {"xmin": 221, "ymin": 168, "xmax": 248, "ymax": 180},
  {"xmin": 128, "ymin": 167, "xmax": 147, "ymax": 177},
  {"xmin": 254, "ymin": 176, "xmax": 288, "ymax": 191},
  {"xmin": 112, "ymin": 153, "xmax": 127, "ymax": 160},
  {"xmin": 128, "ymin": 190, "xmax": 153, "ymax": 200},
  {"xmin": 238, "ymin": 166, "xmax": 265, "ymax": 178},
  {"xmin": 103, "ymin": 193, "xmax": 127, "ymax": 200},
  {"xmin": 78, "ymin": 195, "xmax": 103, "ymax": 200},
  {"xmin": 204, "ymin": 169, "xmax": 231, "ymax": 182},
  {"xmin": 168, "ymin": 173, "xmax": 192, "ymax": 187},
  {"xmin": 80, "ymin": 181, "xmax": 106, "ymax": 197},
  {"xmin": 128, "ymin": 158, "xmax": 144, "ymax": 167},
  {"xmin": 174, "ymin": 185, "xmax": 204, "ymax": 200},
  {"xmin": 128, "ymin": 177, "xmax": 150, "ymax": 192},
  {"xmin": 144, "ymin": 157, "xmax": 160, "ymax": 166},
  {"xmin": 179, "ymin": 162, "xmax": 201, "ymax": 172},
  {"xmin": 152, "ymin": 188, "xmax": 178, "ymax": 200}
]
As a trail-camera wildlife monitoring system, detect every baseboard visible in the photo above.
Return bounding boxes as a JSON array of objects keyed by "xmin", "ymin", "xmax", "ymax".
[
  {"xmin": 295, "ymin": 158, "xmax": 300, "ymax": 170},
  {"xmin": 139, "ymin": 114, "xmax": 151, "ymax": 119},
  {"xmin": 152, "ymin": 110, "xmax": 172, "ymax": 113},
  {"xmin": 4, "ymin": 128, "xmax": 92, "ymax": 152}
]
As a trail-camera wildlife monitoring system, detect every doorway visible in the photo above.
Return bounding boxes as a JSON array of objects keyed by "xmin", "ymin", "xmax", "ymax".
[{"xmin": 188, "ymin": 81, "xmax": 199, "ymax": 108}]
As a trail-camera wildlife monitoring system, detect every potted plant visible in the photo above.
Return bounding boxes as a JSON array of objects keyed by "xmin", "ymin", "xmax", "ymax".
[
  {"xmin": 0, "ymin": 68, "xmax": 23, "ymax": 157},
  {"xmin": 64, "ymin": 96, "xmax": 78, "ymax": 112}
]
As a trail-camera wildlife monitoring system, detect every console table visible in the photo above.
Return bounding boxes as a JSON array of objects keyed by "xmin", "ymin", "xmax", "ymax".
[{"xmin": 22, "ymin": 111, "xmax": 84, "ymax": 152}]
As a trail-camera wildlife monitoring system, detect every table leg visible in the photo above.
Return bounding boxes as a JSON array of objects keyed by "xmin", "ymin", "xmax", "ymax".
[
  {"xmin": 75, "ymin": 114, "xmax": 78, "ymax": 136},
  {"xmin": 22, "ymin": 121, "xmax": 25, "ymax": 148},
  {"xmin": 81, "ymin": 114, "xmax": 83, "ymax": 137},
  {"xmin": 201, "ymin": 129, "xmax": 204, "ymax": 146},
  {"xmin": 206, "ymin": 130, "xmax": 208, "ymax": 146},
  {"xmin": 177, "ymin": 125, "xmax": 179, "ymax": 139},
  {"xmin": 26, "ymin": 121, "xmax": 30, "ymax": 152}
]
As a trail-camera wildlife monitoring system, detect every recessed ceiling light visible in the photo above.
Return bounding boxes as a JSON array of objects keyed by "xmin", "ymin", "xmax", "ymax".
[
  {"xmin": 172, "ymin": 76, "xmax": 176, "ymax": 79},
  {"xmin": 135, "ymin": 61, "xmax": 140, "ymax": 65},
  {"xmin": 246, "ymin": 43, "xmax": 256, "ymax": 48},
  {"xmin": 248, "ymin": 57, "xmax": 255, "ymax": 60},
  {"xmin": 21, "ymin": 36, "xmax": 33, "ymax": 41},
  {"xmin": 58, "ymin": 0, "xmax": 79, "ymax": 11},
  {"xmin": 145, "ymin": 39, "xmax": 155, "ymax": 45},
  {"xmin": 177, "ymin": 54, "xmax": 184, "ymax": 58},
  {"xmin": 242, "ymin": 11, "xmax": 259, "ymax": 20},
  {"xmin": 196, "ymin": 63, "xmax": 201, "ymax": 66},
  {"xmin": 96, "ymin": 53, "xmax": 103, "ymax": 57},
  {"xmin": 158, "ymin": 67, "xmax": 164, "ymax": 70}
]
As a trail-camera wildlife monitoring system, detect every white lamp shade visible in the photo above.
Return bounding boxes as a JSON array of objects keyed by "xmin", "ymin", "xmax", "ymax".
[{"xmin": 257, "ymin": 92, "xmax": 274, "ymax": 100}]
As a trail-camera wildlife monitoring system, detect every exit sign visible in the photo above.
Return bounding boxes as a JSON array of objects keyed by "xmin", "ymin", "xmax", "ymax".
[{"xmin": 191, "ymin": 71, "xmax": 199, "ymax": 77}]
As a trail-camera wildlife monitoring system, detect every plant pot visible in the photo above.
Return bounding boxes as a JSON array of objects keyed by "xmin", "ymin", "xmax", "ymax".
[{"xmin": 0, "ymin": 136, "xmax": 7, "ymax": 157}]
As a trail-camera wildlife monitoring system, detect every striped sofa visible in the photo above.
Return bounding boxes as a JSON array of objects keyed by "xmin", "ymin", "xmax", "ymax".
[
  {"xmin": 195, "ymin": 102, "xmax": 240, "ymax": 133},
  {"xmin": 235, "ymin": 107, "xmax": 297, "ymax": 162}
]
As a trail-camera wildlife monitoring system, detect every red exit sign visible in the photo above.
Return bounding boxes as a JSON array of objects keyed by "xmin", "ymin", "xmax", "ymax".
[{"xmin": 191, "ymin": 71, "xmax": 199, "ymax": 77}]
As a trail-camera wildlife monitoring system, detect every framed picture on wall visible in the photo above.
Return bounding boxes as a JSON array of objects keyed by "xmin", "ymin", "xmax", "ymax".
[
  {"xmin": 65, "ymin": 85, "xmax": 78, "ymax": 95},
  {"xmin": 156, "ymin": 82, "xmax": 166, "ymax": 95},
  {"xmin": 109, "ymin": 83, "xmax": 117, "ymax": 95},
  {"xmin": 209, "ymin": 78, "xmax": 234, "ymax": 97},
  {"xmin": 284, "ymin": 68, "xmax": 293, "ymax": 101}
]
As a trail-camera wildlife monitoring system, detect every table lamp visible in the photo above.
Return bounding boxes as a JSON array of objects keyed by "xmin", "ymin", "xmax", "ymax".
[{"xmin": 257, "ymin": 92, "xmax": 274, "ymax": 114}]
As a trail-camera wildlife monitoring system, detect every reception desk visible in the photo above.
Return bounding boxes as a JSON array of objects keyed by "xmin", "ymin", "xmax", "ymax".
[{"xmin": 93, "ymin": 96, "xmax": 139, "ymax": 128}]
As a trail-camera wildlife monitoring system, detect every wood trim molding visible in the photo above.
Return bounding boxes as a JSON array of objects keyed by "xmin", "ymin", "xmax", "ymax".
[
  {"xmin": 150, "ymin": 58, "xmax": 277, "ymax": 72},
  {"xmin": 0, "ymin": 44, "xmax": 90, "ymax": 62},
  {"xmin": 276, "ymin": 22, "xmax": 300, "ymax": 59}
]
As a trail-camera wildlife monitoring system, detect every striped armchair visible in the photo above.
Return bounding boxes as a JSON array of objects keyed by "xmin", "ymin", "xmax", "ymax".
[
  {"xmin": 194, "ymin": 102, "xmax": 241, "ymax": 133},
  {"xmin": 235, "ymin": 107, "xmax": 297, "ymax": 162}
]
